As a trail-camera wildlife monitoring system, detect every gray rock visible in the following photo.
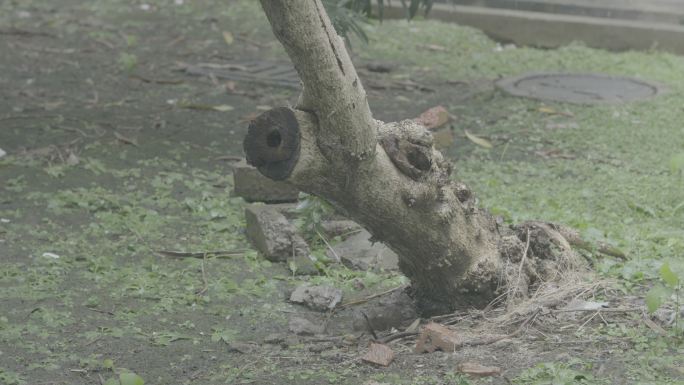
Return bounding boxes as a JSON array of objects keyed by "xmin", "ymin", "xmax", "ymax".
[
  {"xmin": 351, "ymin": 289, "xmax": 417, "ymax": 332},
  {"xmin": 290, "ymin": 284, "xmax": 343, "ymax": 311},
  {"xmin": 288, "ymin": 316, "xmax": 323, "ymax": 336},
  {"xmin": 328, "ymin": 230, "xmax": 398, "ymax": 271},
  {"xmin": 245, "ymin": 204, "xmax": 310, "ymax": 262}
]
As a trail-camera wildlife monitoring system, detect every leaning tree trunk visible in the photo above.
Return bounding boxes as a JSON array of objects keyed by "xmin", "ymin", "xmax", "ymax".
[{"xmin": 245, "ymin": 0, "xmax": 584, "ymax": 315}]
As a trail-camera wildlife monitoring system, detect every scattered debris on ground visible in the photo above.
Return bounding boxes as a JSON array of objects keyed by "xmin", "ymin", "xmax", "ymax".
[
  {"xmin": 290, "ymin": 284, "xmax": 343, "ymax": 311},
  {"xmin": 244, "ymin": 204, "xmax": 310, "ymax": 262}
]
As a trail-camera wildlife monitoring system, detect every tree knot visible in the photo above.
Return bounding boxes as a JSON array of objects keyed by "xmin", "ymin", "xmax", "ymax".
[{"xmin": 380, "ymin": 134, "xmax": 432, "ymax": 181}]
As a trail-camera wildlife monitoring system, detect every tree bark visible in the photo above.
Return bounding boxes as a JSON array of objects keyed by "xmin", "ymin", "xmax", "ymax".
[{"xmin": 247, "ymin": 0, "xmax": 583, "ymax": 315}]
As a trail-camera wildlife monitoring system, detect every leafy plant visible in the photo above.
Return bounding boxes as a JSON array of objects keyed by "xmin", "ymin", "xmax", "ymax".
[
  {"xmin": 646, "ymin": 261, "xmax": 682, "ymax": 331},
  {"xmin": 322, "ymin": 0, "xmax": 435, "ymax": 43},
  {"xmin": 323, "ymin": 0, "xmax": 370, "ymax": 44},
  {"xmin": 296, "ymin": 195, "xmax": 335, "ymax": 243},
  {"xmin": 211, "ymin": 327, "xmax": 238, "ymax": 344},
  {"xmin": 118, "ymin": 53, "xmax": 138, "ymax": 72},
  {"xmin": 333, "ymin": 0, "xmax": 435, "ymax": 19},
  {"xmin": 513, "ymin": 360, "xmax": 601, "ymax": 385},
  {"xmin": 0, "ymin": 368, "xmax": 26, "ymax": 385},
  {"xmin": 104, "ymin": 372, "xmax": 145, "ymax": 385},
  {"xmin": 101, "ymin": 360, "xmax": 145, "ymax": 385}
]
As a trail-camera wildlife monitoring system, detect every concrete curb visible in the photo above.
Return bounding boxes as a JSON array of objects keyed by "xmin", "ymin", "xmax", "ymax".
[{"xmin": 383, "ymin": 3, "xmax": 684, "ymax": 55}]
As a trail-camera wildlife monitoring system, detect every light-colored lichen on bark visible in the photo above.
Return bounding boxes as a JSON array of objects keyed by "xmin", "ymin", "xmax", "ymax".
[{"xmin": 254, "ymin": 0, "xmax": 587, "ymax": 315}]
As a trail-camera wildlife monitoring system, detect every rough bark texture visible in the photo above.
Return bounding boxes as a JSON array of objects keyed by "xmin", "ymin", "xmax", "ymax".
[
  {"xmin": 259, "ymin": 0, "xmax": 376, "ymax": 163},
  {"xmin": 249, "ymin": 0, "xmax": 584, "ymax": 315}
]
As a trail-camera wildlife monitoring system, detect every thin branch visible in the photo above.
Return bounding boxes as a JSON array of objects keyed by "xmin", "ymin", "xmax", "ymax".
[
  {"xmin": 316, "ymin": 229, "xmax": 340, "ymax": 263},
  {"xmin": 337, "ymin": 284, "xmax": 408, "ymax": 309},
  {"xmin": 155, "ymin": 249, "xmax": 245, "ymax": 259}
]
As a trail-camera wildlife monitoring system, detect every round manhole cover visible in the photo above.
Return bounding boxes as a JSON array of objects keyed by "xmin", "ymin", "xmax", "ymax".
[{"xmin": 496, "ymin": 72, "xmax": 663, "ymax": 104}]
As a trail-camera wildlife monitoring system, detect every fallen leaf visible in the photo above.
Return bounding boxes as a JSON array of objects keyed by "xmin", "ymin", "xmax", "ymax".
[
  {"xmin": 563, "ymin": 300, "xmax": 609, "ymax": 311},
  {"xmin": 119, "ymin": 372, "xmax": 144, "ymax": 385},
  {"xmin": 212, "ymin": 104, "xmax": 234, "ymax": 112},
  {"xmin": 361, "ymin": 342, "xmax": 394, "ymax": 366},
  {"xmin": 418, "ymin": 43, "xmax": 448, "ymax": 52},
  {"xmin": 642, "ymin": 317, "xmax": 667, "ymax": 335},
  {"xmin": 222, "ymin": 31, "xmax": 234, "ymax": 45},
  {"xmin": 179, "ymin": 103, "xmax": 233, "ymax": 112},
  {"xmin": 155, "ymin": 249, "xmax": 244, "ymax": 258},
  {"xmin": 225, "ymin": 80, "xmax": 237, "ymax": 92},
  {"xmin": 114, "ymin": 131, "xmax": 138, "ymax": 146},
  {"xmin": 464, "ymin": 130, "xmax": 492, "ymax": 149},
  {"xmin": 414, "ymin": 105, "xmax": 450, "ymax": 130},
  {"xmin": 193, "ymin": 62, "xmax": 247, "ymax": 70},
  {"xmin": 214, "ymin": 155, "xmax": 243, "ymax": 162},
  {"xmin": 66, "ymin": 152, "xmax": 80, "ymax": 166},
  {"xmin": 239, "ymin": 112, "xmax": 259, "ymax": 123},
  {"xmin": 535, "ymin": 148, "xmax": 576, "ymax": 159},
  {"xmin": 405, "ymin": 318, "xmax": 421, "ymax": 333},
  {"xmin": 42, "ymin": 100, "xmax": 65, "ymax": 111},
  {"xmin": 42, "ymin": 252, "xmax": 60, "ymax": 259},
  {"xmin": 539, "ymin": 106, "xmax": 574, "ymax": 117},
  {"xmin": 545, "ymin": 122, "xmax": 579, "ymax": 130},
  {"xmin": 458, "ymin": 362, "xmax": 502, "ymax": 377}
]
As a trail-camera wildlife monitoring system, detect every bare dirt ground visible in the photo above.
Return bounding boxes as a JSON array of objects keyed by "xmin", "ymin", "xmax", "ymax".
[{"xmin": 1, "ymin": 1, "xmax": 683, "ymax": 385}]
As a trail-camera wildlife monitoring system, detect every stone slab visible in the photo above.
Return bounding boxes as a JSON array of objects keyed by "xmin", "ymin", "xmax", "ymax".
[
  {"xmin": 232, "ymin": 160, "xmax": 300, "ymax": 203},
  {"xmin": 383, "ymin": 3, "xmax": 684, "ymax": 55},
  {"xmin": 244, "ymin": 204, "xmax": 309, "ymax": 262},
  {"xmin": 444, "ymin": 0, "xmax": 684, "ymax": 24},
  {"xmin": 328, "ymin": 230, "xmax": 399, "ymax": 272}
]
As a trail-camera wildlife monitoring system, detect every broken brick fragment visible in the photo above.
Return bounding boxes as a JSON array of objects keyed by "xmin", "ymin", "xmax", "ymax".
[
  {"xmin": 414, "ymin": 322, "xmax": 462, "ymax": 353},
  {"xmin": 361, "ymin": 342, "xmax": 394, "ymax": 367}
]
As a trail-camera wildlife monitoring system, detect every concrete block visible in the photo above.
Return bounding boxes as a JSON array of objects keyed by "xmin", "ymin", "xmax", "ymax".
[
  {"xmin": 233, "ymin": 160, "xmax": 299, "ymax": 203},
  {"xmin": 328, "ymin": 230, "xmax": 399, "ymax": 271},
  {"xmin": 244, "ymin": 204, "xmax": 309, "ymax": 262}
]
